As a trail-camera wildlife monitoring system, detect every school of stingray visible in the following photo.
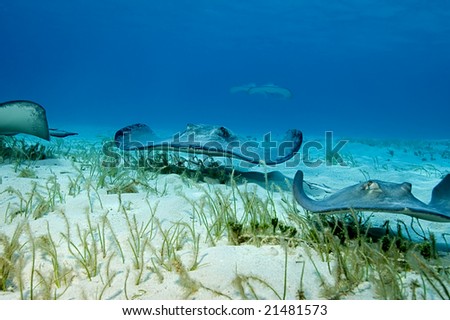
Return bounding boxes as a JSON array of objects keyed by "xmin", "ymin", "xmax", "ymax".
[{"xmin": 1, "ymin": 99, "xmax": 449, "ymax": 224}]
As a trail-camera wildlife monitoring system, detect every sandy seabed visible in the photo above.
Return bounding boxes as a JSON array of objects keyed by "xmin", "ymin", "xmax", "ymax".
[{"xmin": 0, "ymin": 131, "xmax": 449, "ymax": 300}]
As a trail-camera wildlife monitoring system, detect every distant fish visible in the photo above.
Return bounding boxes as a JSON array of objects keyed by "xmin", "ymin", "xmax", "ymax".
[{"xmin": 230, "ymin": 83, "xmax": 292, "ymax": 99}]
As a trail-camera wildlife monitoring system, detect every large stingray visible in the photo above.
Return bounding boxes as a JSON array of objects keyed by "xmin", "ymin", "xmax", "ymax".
[
  {"xmin": 115, "ymin": 123, "xmax": 302, "ymax": 165},
  {"xmin": 293, "ymin": 170, "xmax": 450, "ymax": 222},
  {"xmin": 0, "ymin": 100, "xmax": 78, "ymax": 140},
  {"xmin": 0, "ymin": 100, "xmax": 50, "ymax": 140}
]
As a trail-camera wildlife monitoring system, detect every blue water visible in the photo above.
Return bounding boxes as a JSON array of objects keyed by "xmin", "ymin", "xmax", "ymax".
[{"xmin": 1, "ymin": 0, "xmax": 449, "ymax": 138}]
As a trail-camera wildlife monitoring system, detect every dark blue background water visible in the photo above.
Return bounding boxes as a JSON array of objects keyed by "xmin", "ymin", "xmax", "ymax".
[{"xmin": 1, "ymin": 1, "xmax": 449, "ymax": 138}]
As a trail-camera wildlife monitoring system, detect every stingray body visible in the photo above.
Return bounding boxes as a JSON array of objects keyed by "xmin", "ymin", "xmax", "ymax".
[
  {"xmin": 293, "ymin": 170, "xmax": 450, "ymax": 222},
  {"xmin": 115, "ymin": 123, "xmax": 302, "ymax": 165},
  {"xmin": 0, "ymin": 100, "xmax": 50, "ymax": 140},
  {"xmin": 0, "ymin": 100, "xmax": 78, "ymax": 140}
]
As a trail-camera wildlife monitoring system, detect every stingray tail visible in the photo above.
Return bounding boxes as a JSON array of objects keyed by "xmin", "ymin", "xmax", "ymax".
[{"xmin": 293, "ymin": 170, "xmax": 318, "ymax": 212}]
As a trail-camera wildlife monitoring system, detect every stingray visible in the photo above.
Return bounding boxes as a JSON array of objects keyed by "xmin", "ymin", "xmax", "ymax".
[
  {"xmin": 293, "ymin": 170, "xmax": 450, "ymax": 222},
  {"xmin": 115, "ymin": 123, "xmax": 302, "ymax": 165},
  {"xmin": 0, "ymin": 100, "xmax": 50, "ymax": 140},
  {"xmin": 0, "ymin": 100, "xmax": 78, "ymax": 140}
]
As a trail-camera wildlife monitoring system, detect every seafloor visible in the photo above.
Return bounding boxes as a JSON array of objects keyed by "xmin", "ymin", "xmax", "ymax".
[{"xmin": 0, "ymin": 130, "xmax": 449, "ymax": 300}]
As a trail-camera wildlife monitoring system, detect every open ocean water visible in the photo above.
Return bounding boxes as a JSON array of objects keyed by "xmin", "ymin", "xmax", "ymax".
[{"xmin": 1, "ymin": 0, "xmax": 449, "ymax": 140}]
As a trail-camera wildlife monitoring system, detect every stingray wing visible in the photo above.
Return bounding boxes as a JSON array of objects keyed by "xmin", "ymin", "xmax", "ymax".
[
  {"xmin": 429, "ymin": 174, "xmax": 450, "ymax": 213},
  {"xmin": 293, "ymin": 170, "xmax": 450, "ymax": 222},
  {"xmin": 0, "ymin": 100, "xmax": 50, "ymax": 140}
]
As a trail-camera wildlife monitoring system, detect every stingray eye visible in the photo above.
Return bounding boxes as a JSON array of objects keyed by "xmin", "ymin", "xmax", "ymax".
[
  {"xmin": 216, "ymin": 126, "xmax": 231, "ymax": 139},
  {"xmin": 370, "ymin": 181, "xmax": 380, "ymax": 191},
  {"xmin": 401, "ymin": 182, "xmax": 412, "ymax": 192},
  {"xmin": 363, "ymin": 181, "xmax": 380, "ymax": 191},
  {"xmin": 362, "ymin": 181, "xmax": 373, "ymax": 190}
]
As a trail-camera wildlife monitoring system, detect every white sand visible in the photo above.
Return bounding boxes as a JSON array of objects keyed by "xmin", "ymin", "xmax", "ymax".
[{"xmin": 0, "ymin": 133, "xmax": 449, "ymax": 300}]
